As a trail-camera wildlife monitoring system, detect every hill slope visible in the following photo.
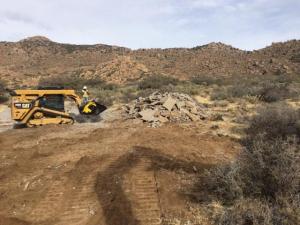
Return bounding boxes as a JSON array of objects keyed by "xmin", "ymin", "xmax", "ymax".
[{"xmin": 0, "ymin": 36, "xmax": 299, "ymax": 86}]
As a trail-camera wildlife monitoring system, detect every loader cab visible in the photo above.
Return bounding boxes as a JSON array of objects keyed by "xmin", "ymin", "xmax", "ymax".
[
  {"xmin": 39, "ymin": 94, "xmax": 65, "ymax": 112},
  {"xmin": 38, "ymin": 87, "xmax": 65, "ymax": 112}
]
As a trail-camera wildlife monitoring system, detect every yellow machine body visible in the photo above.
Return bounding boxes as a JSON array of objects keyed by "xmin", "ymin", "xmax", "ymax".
[
  {"xmin": 10, "ymin": 88, "xmax": 103, "ymax": 127},
  {"xmin": 82, "ymin": 101, "xmax": 97, "ymax": 114}
]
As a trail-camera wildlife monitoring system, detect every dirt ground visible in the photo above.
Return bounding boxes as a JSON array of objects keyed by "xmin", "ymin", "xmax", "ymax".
[{"xmin": 0, "ymin": 110, "xmax": 239, "ymax": 225}]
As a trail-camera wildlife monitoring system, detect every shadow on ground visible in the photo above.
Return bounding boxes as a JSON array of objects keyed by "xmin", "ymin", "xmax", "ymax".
[{"xmin": 95, "ymin": 146, "xmax": 213, "ymax": 225}]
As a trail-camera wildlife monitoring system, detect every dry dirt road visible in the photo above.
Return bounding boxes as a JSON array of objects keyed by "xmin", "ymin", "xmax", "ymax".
[{"xmin": 0, "ymin": 116, "xmax": 239, "ymax": 225}]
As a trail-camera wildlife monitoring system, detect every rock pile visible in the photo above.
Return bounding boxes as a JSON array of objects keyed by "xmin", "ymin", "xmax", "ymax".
[{"xmin": 124, "ymin": 92, "xmax": 206, "ymax": 127}]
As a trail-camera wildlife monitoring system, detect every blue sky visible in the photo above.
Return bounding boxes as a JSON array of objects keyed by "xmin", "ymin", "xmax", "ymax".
[{"xmin": 0, "ymin": 0, "xmax": 299, "ymax": 50}]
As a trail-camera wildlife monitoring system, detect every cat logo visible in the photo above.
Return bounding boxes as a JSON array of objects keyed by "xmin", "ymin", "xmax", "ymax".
[{"xmin": 14, "ymin": 103, "xmax": 32, "ymax": 109}]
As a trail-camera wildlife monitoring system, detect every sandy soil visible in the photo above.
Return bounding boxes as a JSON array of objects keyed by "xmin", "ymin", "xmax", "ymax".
[{"xmin": 0, "ymin": 112, "xmax": 239, "ymax": 225}]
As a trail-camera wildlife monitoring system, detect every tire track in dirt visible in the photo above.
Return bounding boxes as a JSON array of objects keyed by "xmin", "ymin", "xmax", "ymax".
[
  {"xmin": 55, "ymin": 175, "xmax": 98, "ymax": 225},
  {"xmin": 126, "ymin": 158, "xmax": 162, "ymax": 225},
  {"xmin": 96, "ymin": 149, "xmax": 163, "ymax": 225},
  {"xmin": 95, "ymin": 145, "xmax": 213, "ymax": 225},
  {"xmin": 28, "ymin": 178, "xmax": 67, "ymax": 223},
  {"xmin": 53, "ymin": 154, "xmax": 123, "ymax": 225}
]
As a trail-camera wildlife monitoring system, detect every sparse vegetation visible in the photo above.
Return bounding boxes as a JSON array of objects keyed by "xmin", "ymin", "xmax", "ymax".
[
  {"xmin": 138, "ymin": 75, "xmax": 179, "ymax": 90},
  {"xmin": 0, "ymin": 79, "xmax": 8, "ymax": 103},
  {"xmin": 94, "ymin": 89, "xmax": 116, "ymax": 106},
  {"xmin": 198, "ymin": 104, "xmax": 300, "ymax": 225},
  {"xmin": 38, "ymin": 75, "xmax": 108, "ymax": 90},
  {"xmin": 244, "ymin": 103, "xmax": 300, "ymax": 142},
  {"xmin": 191, "ymin": 75, "xmax": 224, "ymax": 86},
  {"xmin": 208, "ymin": 74, "xmax": 298, "ymax": 102}
]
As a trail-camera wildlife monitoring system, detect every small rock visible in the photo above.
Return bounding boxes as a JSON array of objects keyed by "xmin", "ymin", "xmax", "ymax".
[
  {"xmin": 158, "ymin": 116, "xmax": 169, "ymax": 123},
  {"xmin": 210, "ymin": 114, "xmax": 223, "ymax": 121},
  {"xmin": 211, "ymin": 125, "xmax": 219, "ymax": 130}
]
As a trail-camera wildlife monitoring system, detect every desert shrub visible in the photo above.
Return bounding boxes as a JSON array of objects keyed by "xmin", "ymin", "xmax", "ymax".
[
  {"xmin": 119, "ymin": 87, "xmax": 139, "ymax": 103},
  {"xmin": 211, "ymin": 85, "xmax": 261, "ymax": 101},
  {"xmin": 206, "ymin": 137, "xmax": 299, "ymax": 200},
  {"xmin": 229, "ymin": 84, "xmax": 262, "ymax": 98},
  {"xmin": 0, "ymin": 95, "xmax": 8, "ymax": 103},
  {"xmin": 119, "ymin": 87, "xmax": 159, "ymax": 103},
  {"xmin": 138, "ymin": 75, "xmax": 179, "ymax": 90},
  {"xmin": 259, "ymin": 82, "xmax": 292, "ymax": 102},
  {"xmin": 198, "ymin": 104, "xmax": 300, "ymax": 225},
  {"xmin": 202, "ymin": 137, "xmax": 300, "ymax": 225},
  {"xmin": 0, "ymin": 80, "xmax": 5, "ymax": 92},
  {"xmin": 173, "ymin": 82, "xmax": 201, "ymax": 95},
  {"xmin": 0, "ymin": 79, "xmax": 8, "ymax": 103},
  {"xmin": 38, "ymin": 75, "xmax": 106, "ymax": 90},
  {"xmin": 245, "ymin": 103, "xmax": 300, "ymax": 142},
  {"xmin": 100, "ymin": 83, "xmax": 118, "ymax": 90},
  {"xmin": 215, "ymin": 197, "xmax": 299, "ymax": 225},
  {"xmin": 209, "ymin": 74, "xmax": 297, "ymax": 101},
  {"xmin": 121, "ymin": 92, "xmax": 138, "ymax": 103},
  {"xmin": 290, "ymin": 53, "xmax": 300, "ymax": 63},
  {"xmin": 215, "ymin": 199, "xmax": 273, "ymax": 225},
  {"xmin": 211, "ymin": 87, "xmax": 230, "ymax": 100},
  {"xmin": 191, "ymin": 75, "xmax": 222, "ymax": 86},
  {"xmin": 94, "ymin": 89, "xmax": 116, "ymax": 106}
]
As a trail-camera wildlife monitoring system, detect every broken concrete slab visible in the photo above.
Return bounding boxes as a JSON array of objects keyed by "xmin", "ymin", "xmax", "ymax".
[
  {"xmin": 163, "ymin": 96, "xmax": 177, "ymax": 111},
  {"xmin": 187, "ymin": 113, "xmax": 199, "ymax": 122},
  {"xmin": 176, "ymin": 101, "xmax": 185, "ymax": 109},
  {"xmin": 124, "ymin": 92, "xmax": 207, "ymax": 127},
  {"xmin": 139, "ymin": 109, "xmax": 157, "ymax": 122}
]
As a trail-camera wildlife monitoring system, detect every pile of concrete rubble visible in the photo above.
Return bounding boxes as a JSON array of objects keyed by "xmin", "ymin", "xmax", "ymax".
[{"xmin": 123, "ymin": 92, "xmax": 207, "ymax": 127}]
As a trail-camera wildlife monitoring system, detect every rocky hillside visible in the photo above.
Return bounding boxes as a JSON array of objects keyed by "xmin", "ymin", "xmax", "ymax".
[{"xmin": 0, "ymin": 36, "xmax": 299, "ymax": 86}]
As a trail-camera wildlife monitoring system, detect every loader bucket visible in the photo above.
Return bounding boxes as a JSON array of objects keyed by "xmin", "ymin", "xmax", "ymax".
[{"xmin": 80, "ymin": 101, "xmax": 107, "ymax": 115}]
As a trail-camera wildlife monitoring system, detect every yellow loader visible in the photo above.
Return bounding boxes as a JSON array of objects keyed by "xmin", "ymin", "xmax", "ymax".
[{"xmin": 9, "ymin": 87, "xmax": 107, "ymax": 127}]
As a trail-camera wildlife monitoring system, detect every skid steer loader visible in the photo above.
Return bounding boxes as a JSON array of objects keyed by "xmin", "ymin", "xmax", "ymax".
[{"xmin": 9, "ymin": 87, "xmax": 107, "ymax": 127}]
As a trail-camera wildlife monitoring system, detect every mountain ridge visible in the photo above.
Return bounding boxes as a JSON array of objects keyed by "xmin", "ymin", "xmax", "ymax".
[
  {"xmin": 0, "ymin": 36, "xmax": 299, "ymax": 86},
  {"xmin": 3, "ymin": 36, "xmax": 298, "ymax": 51}
]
